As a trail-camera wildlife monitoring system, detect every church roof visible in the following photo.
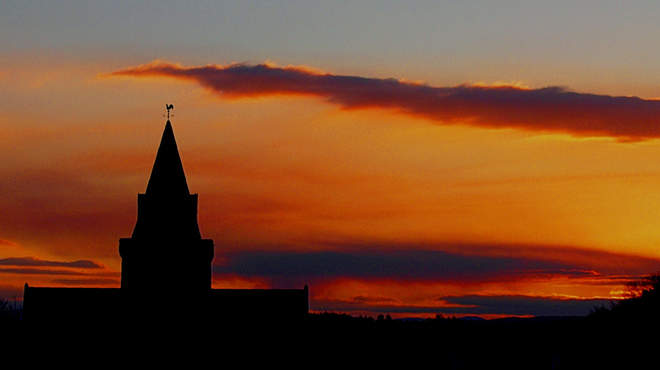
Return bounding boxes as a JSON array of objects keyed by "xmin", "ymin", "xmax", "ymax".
[{"xmin": 145, "ymin": 120, "xmax": 191, "ymax": 196}]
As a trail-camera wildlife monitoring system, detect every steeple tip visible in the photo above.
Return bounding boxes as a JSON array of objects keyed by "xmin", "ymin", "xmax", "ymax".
[{"xmin": 144, "ymin": 120, "xmax": 190, "ymax": 196}]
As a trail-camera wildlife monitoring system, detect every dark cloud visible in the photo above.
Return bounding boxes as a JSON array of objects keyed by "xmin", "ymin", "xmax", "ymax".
[
  {"xmin": 312, "ymin": 295, "xmax": 613, "ymax": 317},
  {"xmin": 0, "ymin": 257, "xmax": 116, "ymax": 281},
  {"xmin": 112, "ymin": 61, "xmax": 660, "ymax": 141},
  {"xmin": 440, "ymin": 295, "xmax": 614, "ymax": 317},
  {"xmin": 351, "ymin": 295, "xmax": 396, "ymax": 304},
  {"xmin": 213, "ymin": 245, "xmax": 660, "ymax": 288},
  {"xmin": 0, "ymin": 257, "xmax": 104, "ymax": 269},
  {"xmin": 215, "ymin": 249, "xmax": 577, "ymax": 282}
]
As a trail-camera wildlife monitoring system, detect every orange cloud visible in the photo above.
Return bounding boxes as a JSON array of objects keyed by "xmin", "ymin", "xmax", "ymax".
[{"xmin": 111, "ymin": 61, "xmax": 660, "ymax": 141}]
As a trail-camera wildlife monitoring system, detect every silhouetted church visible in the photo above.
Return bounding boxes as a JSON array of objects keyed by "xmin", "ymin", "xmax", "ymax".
[
  {"xmin": 24, "ymin": 118, "xmax": 308, "ymax": 329},
  {"xmin": 119, "ymin": 119, "xmax": 215, "ymax": 294}
]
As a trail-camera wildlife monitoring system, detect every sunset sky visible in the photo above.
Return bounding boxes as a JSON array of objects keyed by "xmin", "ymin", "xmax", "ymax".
[{"xmin": 3, "ymin": 1, "xmax": 660, "ymax": 318}]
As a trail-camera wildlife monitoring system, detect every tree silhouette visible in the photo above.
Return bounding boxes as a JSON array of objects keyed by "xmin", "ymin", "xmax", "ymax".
[
  {"xmin": 589, "ymin": 272, "xmax": 660, "ymax": 321},
  {"xmin": 0, "ymin": 297, "xmax": 21, "ymax": 327},
  {"xmin": 624, "ymin": 273, "xmax": 660, "ymax": 299}
]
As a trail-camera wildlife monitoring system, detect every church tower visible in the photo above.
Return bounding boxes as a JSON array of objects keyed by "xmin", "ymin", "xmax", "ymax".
[{"xmin": 119, "ymin": 120, "xmax": 214, "ymax": 293}]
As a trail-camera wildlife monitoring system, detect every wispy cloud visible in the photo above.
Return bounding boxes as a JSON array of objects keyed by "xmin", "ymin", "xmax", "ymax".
[
  {"xmin": 0, "ymin": 257, "xmax": 104, "ymax": 269},
  {"xmin": 111, "ymin": 61, "xmax": 660, "ymax": 141},
  {"xmin": 0, "ymin": 268, "xmax": 87, "ymax": 276}
]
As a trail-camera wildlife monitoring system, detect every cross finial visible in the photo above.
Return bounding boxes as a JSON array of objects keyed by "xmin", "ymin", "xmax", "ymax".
[{"xmin": 166, "ymin": 104, "xmax": 174, "ymax": 120}]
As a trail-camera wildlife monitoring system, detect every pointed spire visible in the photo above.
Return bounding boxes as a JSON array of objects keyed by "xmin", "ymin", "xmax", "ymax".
[{"xmin": 145, "ymin": 120, "xmax": 190, "ymax": 196}]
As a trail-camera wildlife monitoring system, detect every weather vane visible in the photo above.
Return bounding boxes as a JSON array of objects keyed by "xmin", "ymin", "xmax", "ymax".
[{"xmin": 165, "ymin": 104, "xmax": 174, "ymax": 120}]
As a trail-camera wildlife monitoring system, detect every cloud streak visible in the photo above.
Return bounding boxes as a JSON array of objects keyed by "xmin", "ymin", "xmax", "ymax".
[
  {"xmin": 314, "ymin": 295, "xmax": 613, "ymax": 317},
  {"xmin": 440, "ymin": 295, "xmax": 613, "ymax": 317},
  {"xmin": 0, "ymin": 257, "xmax": 104, "ymax": 269},
  {"xmin": 213, "ymin": 245, "xmax": 660, "ymax": 288},
  {"xmin": 111, "ymin": 61, "xmax": 660, "ymax": 141},
  {"xmin": 210, "ymin": 246, "xmax": 643, "ymax": 316}
]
